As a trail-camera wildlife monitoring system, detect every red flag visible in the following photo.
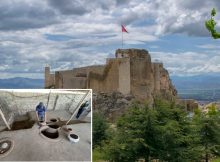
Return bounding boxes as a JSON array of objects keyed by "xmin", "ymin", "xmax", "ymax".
[{"xmin": 121, "ymin": 25, "xmax": 128, "ymax": 33}]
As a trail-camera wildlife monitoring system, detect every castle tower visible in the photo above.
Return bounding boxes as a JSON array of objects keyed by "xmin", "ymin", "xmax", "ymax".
[
  {"xmin": 44, "ymin": 66, "xmax": 50, "ymax": 88},
  {"xmin": 116, "ymin": 49, "xmax": 153, "ymax": 100}
]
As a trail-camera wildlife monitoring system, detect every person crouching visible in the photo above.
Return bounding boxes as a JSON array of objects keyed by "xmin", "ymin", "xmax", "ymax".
[{"xmin": 36, "ymin": 102, "xmax": 47, "ymax": 123}]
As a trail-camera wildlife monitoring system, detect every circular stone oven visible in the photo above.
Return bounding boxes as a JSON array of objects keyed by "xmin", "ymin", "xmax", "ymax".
[
  {"xmin": 0, "ymin": 138, "xmax": 14, "ymax": 158},
  {"xmin": 48, "ymin": 124, "xmax": 59, "ymax": 129},
  {"xmin": 39, "ymin": 126, "xmax": 60, "ymax": 142},
  {"xmin": 50, "ymin": 118, "xmax": 58, "ymax": 123}
]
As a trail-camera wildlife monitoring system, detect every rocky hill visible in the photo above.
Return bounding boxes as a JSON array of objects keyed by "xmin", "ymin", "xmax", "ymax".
[{"xmin": 93, "ymin": 92, "xmax": 134, "ymax": 122}]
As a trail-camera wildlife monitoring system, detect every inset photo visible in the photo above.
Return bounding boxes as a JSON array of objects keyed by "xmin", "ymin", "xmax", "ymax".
[{"xmin": 0, "ymin": 89, "xmax": 91, "ymax": 161}]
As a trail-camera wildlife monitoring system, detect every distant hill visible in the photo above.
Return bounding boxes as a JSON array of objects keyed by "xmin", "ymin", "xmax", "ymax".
[
  {"xmin": 0, "ymin": 75, "xmax": 220, "ymax": 100},
  {"xmin": 0, "ymin": 77, "xmax": 44, "ymax": 89},
  {"xmin": 171, "ymin": 74, "xmax": 220, "ymax": 90},
  {"xmin": 171, "ymin": 74, "xmax": 220, "ymax": 101}
]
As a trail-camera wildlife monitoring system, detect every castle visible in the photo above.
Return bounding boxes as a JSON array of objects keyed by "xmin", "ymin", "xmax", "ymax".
[{"xmin": 45, "ymin": 49, "xmax": 177, "ymax": 103}]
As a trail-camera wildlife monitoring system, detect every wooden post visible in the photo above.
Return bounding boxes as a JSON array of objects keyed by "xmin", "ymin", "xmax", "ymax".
[
  {"xmin": 66, "ymin": 90, "xmax": 90, "ymax": 125},
  {"xmin": 0, "ymin": 106, "xmax": 11, "ymax": 130}
]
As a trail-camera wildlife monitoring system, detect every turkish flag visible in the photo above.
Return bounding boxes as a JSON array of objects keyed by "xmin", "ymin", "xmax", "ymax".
[{"xmin": 121, "ymin": 25, "xmax": 128, "ymax": 33}]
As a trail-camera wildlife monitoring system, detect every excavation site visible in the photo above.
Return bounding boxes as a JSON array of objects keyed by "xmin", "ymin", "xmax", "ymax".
[{"xmin": 0, "ymin": 89, "xmax": 91, "ymax": 161}]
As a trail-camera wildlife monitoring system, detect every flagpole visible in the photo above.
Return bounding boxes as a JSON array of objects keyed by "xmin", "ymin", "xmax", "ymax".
[
  {"xmin": 121, "ymin": 24, "xmax": 128, "ymax": 49},
  {"xmin": 122, "ymin": 29, "xmax": 123, "ymax": 49}
]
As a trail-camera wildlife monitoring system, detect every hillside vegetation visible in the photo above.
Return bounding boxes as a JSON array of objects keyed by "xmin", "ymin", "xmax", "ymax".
[{"xmin": 93, "ymin": 99, "xmax": 220, "ymax": 162}]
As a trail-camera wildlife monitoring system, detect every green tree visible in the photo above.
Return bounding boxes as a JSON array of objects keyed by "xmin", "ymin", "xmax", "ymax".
[
  {"xmin": 93, "ymin": 112, "xmax": 108, "ymax": 148},
  {"xmin": 205, "ymin": 8, "xmax": 220, "ymax": 39},
  {"xmin": 104, "ymin": 104, "xmax": 152, "ymax": 162},
  {"xmin": 193, "ymin": 105, "xmax": 220, "ymax": 162},
  {"xmin": 152, "ymin": 99, "xmax": 201, "ymax": 162},
  {"xmin": 104, "ymin": 100, "xmax": 201, "ymax": 162}
]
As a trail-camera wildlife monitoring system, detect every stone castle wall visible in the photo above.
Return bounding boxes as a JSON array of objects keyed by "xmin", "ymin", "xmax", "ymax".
[
  {"xmin": 45, "ymin": 48, "xmax": 177, "ymax": 102},
  {"xmin": 55, "ymin": 70, "xmax": 74, "ymax": 88},
  {"xmin": 45, "ymin": 67, "xmax": 55, "ymax": 88},
  {"xmin": 58, "ymin": 66, "xmax": 105, "ymax": 89},
  {"xmin": 88, "ymin": 59, "xmax": 119, "ymax": 93},
  {"xmin": 129, "ymin": 51, "xmax": 154, "ymax": 102}
]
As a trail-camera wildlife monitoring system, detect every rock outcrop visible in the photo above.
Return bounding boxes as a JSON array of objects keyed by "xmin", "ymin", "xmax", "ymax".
[{"xmin": 93, "ymin": 92, "xmax": 135, "ymax": 122}]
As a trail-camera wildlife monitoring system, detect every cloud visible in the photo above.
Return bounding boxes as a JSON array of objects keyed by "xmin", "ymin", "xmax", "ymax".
[
  {"xmin": 47, "ymin": 0, "xmax": 118, "ymax": 16},
  {"xmin": 0, "ymin": 0, "xmax": 219, "ymax": 78},
  {"xmin": 151, "ymin": 50, "xmax": 220, "ymax": 76},
  {"xmin": 47, "ymin": 0, "xmax": 89, "ymax": 15},
  {"xmin": 196, "ymin": 44, "xmax": 220, "ymax": 49},
  {"xmin": 0, "ymin": 1, "xmax": 58, "ymax": 31},
  {"xmin": 116, "ymin": 0, "xmax": 130, "ymax": 5},
  {"xmin": 153, "ymin": 0, "xmax": 213, "ymax": 36}
]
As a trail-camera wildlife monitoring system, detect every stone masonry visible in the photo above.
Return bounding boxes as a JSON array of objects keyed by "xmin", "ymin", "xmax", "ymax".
[{"xmin": 45, "ymin": 48, "xmax": 177, "ymax": 104}]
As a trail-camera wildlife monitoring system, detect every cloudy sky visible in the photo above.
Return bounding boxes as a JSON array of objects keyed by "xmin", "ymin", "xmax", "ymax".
[{"xmin": 0, "ymin": 0, "xmax": 220, "ymax": 79}]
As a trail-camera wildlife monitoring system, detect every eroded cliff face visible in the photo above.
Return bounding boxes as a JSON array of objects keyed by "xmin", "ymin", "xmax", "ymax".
[{"xmin": 156, "ymin": 67, "xmax": 177, "ymax": 100}]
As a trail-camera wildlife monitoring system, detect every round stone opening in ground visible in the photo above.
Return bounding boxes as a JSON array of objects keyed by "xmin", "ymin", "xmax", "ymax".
[
  {"xmin": 50, "ymin": 118, "xmax": 57, "ymax": 122},
  {"xmin": 0, "ymin": 138, "xmax": 14, "ymax": 158},
  {"xmin": 39, "ymin": 126, "xmax": 61, "ymax": 142},
  {"xmin": 48, "ymin": 124, "xmax": 59, "ymax": 129},
  {"xmin": 41, "ymin": 129, "xmax": 59, "ymax": 139}
]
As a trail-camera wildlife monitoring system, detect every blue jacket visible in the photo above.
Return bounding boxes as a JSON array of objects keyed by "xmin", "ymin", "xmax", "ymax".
[{"xmin": 36, "ymin": 104, "xmax": 46, "ymax": 116}]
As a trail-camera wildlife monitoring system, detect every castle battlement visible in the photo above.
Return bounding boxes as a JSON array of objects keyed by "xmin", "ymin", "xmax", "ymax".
[{"xmin": 115, "ymin": 48, "xmax": 149, "ymax": 58}]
